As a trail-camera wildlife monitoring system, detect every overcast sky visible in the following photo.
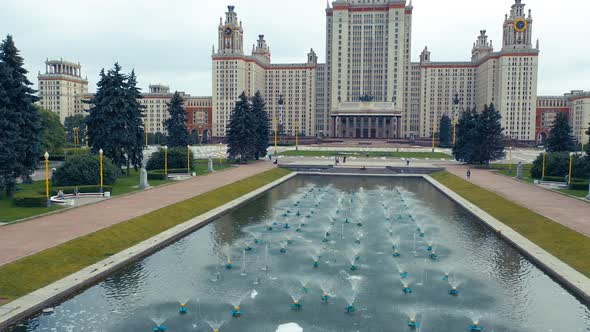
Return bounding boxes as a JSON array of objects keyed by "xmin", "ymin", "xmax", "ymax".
[{"xmin": 2, "ymin": 0, "xmax": 588, "ymax": 96}]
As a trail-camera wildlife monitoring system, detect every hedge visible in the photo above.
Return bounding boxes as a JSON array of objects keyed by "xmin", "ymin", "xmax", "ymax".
[
  {"xmin": 543, "ymin": 176, "xmax": 567, "ymax": 182},
  {"xmin": 570, "ymin": 181, "xmax": 589, "ymax": 191},
  {"xmin": 13, "ymin": 186, "xmax": 114, "ymax": 208},
  {"xmin": 13, "ymin": 194, "xmax": 47, "ymax": 208},
  {"xmin": 46, "ymin": 185, "xmax": 113, "ymax": 196}
]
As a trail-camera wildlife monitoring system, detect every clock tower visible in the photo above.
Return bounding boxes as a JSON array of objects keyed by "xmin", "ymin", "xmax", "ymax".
[
  {"xmin": 217, "ymin": 5, "xmax": 243, "ymax": 55},
  {"xmin": 502, "ymin": 0, "xmax": 533, "ymax": 50}
]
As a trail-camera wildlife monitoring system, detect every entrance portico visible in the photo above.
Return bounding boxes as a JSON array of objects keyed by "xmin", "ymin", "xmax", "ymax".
[{"xmin": 331, "ymin": 102, "xmax": 402, "ymax": 139}]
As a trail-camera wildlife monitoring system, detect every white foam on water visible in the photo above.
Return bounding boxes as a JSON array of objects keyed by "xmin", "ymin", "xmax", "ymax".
[
  {"xmin": 276, "ymin": 322, "xmax": 303, "ymax": 332},
  {"xmin": 251, "ymin": 289, "xmax": 258, "ymax": 299}
]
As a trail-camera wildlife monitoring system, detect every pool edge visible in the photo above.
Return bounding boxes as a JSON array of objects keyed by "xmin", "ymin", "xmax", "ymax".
[
  {"xmin": 423, "ymin": 174, "xmax": 590, "ymax": 304},
  {"xmin": 0, "ymin": 172, "xmax": 298, "ymax": 330}
]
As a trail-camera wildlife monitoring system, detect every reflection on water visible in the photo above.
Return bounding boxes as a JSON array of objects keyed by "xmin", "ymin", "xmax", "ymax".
[{"xmin": 9, "ymin": 175, "xmax": 590, "ymax": 332}]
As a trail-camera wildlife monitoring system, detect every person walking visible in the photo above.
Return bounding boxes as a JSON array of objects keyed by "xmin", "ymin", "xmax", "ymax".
[
  {"xmin": 343, "ymin": 156, "xmax": 347, "ymax": 164},
  {"xmin": 406, "ymin": 159, "xmax": 410, "ymax": 167},
  {"xmin": 467, "ymin": 169, "xmax": 471, "ymax": 179}
]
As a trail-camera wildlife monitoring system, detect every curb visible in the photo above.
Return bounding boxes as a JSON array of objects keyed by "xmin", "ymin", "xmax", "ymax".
[{"xmin": 0, "ymin": 171, "xmax": 295, "ymax": 329}]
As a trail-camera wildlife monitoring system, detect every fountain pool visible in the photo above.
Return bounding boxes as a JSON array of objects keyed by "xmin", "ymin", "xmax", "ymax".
[{"xmin": 7, "ymin": 175, "xmax": 590, "ymax": 331}]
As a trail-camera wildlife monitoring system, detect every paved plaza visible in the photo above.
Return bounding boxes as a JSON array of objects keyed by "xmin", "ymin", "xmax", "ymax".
[{"xmin": 446, "ymin": 165, "xmax": 590, "ymax": 237}]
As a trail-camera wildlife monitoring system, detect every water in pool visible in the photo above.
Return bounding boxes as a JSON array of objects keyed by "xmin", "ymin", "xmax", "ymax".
[{"xmin": 9, "ymin": 175, "xmax": 590, "ymax": 331}]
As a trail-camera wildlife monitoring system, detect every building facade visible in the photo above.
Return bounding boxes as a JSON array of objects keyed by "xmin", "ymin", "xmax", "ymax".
[
  {"xmin": 45, "ymin": 1, "xmax": 587, "ymax": 144},
  {"xmin": 140, "ymin": 84, "xmax": 212, "ymax": 140},
  {"xmin": 536, "ymin": 91, "xmax": 590, "ymax": 145},
  {"xmin": 212, "ymin": 6, "xmax": 318, "ymax": 138},
  {"xmin": 38, "ymin": 59, "xmax": 88, "ymax": 124},
  {"xmin": 412, "ymin": 0, "xmax": 539, "ymax": 142}
]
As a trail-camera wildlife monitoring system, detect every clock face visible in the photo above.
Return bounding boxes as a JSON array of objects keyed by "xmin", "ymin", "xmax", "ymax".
[
  {"xmin": 513, "ymin": 18, "xmax": 528, "ymax": 32},
  {"xmin": 225, "ymin": 28, "xmax": 232, "ymax": 36}
]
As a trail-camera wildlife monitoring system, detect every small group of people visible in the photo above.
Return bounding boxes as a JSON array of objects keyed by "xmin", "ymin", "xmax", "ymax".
[
  {"xmin": 335, "ymin": 156, "xmax": 347, "ymax": 166},
  {"xmin": 56, "ymin": 187, "xmax": 80, "ymax": 200}
]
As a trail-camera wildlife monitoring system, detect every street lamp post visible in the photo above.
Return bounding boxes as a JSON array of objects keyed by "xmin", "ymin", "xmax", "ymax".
[
  {"xmin": 273, "ymin": 117, "xmax": 278, "ymax": 156},
  {"xmin": 187, "ymin": 145, "xmax": 191, "ymax": 175},
  {"xmin": 44, "ymin": 151, "xmax": 50, "ymax": 208},
  {"xmin": 568, "ymin": 152, "xmax": 574, "ymax": 187},
  {"xmin": 508, "ymin": 147, "xmax": 513, "ymax": 174},
  {"xmin": 542, "ymin": 151, "xmax": 547, "ymax": 180},
  {"xmin": 431, "ymin": 111, "xmax": 437, "ymax": 153},
  {"xmin": 164, "ymin": 145, "xmax": 168, "ymax": 178},
  {"xmin": 99, "ymin": 149, "xmax": 104, "ymax": 194},
  {"xmin": 452, "ymin": 94, "xmax": 460, "ymax": 145},
  {"xmin": 295, "ymin": 119, "xmax": 299, "ymax": 151}
]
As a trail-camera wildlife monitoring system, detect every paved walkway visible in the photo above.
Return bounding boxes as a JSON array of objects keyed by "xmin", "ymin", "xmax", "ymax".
[
  {"xmin": 446, "ymin": 165, "xmax": 590, "ymax": 237},
  {"xmin": 0, "ymin": 162, "xmax": 274, "ymax": 267}
]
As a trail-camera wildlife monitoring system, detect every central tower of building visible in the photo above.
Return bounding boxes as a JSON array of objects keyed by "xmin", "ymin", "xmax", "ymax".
[{"xmin": 325, "ymin": 0, "xmax": 413, "ymax": 138}]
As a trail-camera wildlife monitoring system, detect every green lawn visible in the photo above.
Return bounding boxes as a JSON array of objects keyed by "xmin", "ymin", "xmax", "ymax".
[
  {"xmin": 0, "ymin": 160, "xmax": 235, "ymax": 224},
  {"xmin": 431, "ymin": 171, "xmax": 590, "ymax": 278},
  {"xmin": 0, "ymin": 167, "xmax": 291, "ymax": 304},
  {"xmin": 491, "ymin": 163, "xmax": 535, "ymax": 183},
  {"xmin": 558, "ymin": 188, "xmax": 589, "ymax": 198},
  {"xmin": 0, "ymin": 181, "xmax": 63, "ymax": 223},
  {"xmin": 0, "ymin": 199, "xmax": 62, "ymax": 224},
  {"xmin": 280, "ymin": 150, "xmax": 452, "ymax": 159}
]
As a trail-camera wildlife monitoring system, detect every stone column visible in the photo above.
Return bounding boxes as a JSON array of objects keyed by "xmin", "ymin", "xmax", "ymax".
[
  {"xmin": 367, "ymin": 116, "xmax": 372, "ymax": 139},
  {"xmin": 360, "ymin": 117, "xmax": 364, "ymax": 138},
  {"xmin": 353, "ymin": 117, "xmax": 358, "ymax": 138},
  {"xmin": 345, "ymin": 117, "xmax": 350, "ymax": 138}
]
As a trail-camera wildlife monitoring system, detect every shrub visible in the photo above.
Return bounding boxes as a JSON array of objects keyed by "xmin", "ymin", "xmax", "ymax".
[
  {"xmin": 52, "ymin": 154, "xmax": 119, "ymax": 186},
  {"xmin": 46, "ymin": 185, "xmax": 113, "ymax": 195},
  {"xmin": 13, "ymin": 193, "xmax": 47, "ymax": 207},
  {"xmin": 531, "ymin": 152, "xmax": 590, "ymax": 179},
  {"xmin": 570, "ymin": 181, "xmax": 589, "ymax": 190},
  {"xmin": 147, "ymin": 147, "xmax": 195, "ymax": 171}
]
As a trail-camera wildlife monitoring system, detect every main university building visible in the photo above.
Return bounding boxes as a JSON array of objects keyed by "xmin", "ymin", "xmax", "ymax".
[
  {"xmin": 38, "ymin": 0, "xmax": 590, "ymax": 144},
  {"xmin": 213, "ymin": 0, "xmax": 546, "ymax": 142}
]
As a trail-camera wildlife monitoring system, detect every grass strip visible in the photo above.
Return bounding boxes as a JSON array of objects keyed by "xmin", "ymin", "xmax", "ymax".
[
  {"xmin": 280, "ymin": 150, "xmax": 451, "ymax": 159},
  {"xmin": 0, "ymin": 167, "xmax": 291, "ymax": 304},
  {"xmin": 430, "ymin": 171, "xmax": 590, "ymax": 278}
]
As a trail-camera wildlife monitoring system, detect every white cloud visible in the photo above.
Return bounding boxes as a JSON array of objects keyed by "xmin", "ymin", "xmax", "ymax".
[{"xmin": 2, "ymin": 0, "xmax": 588, "ymax": 95}]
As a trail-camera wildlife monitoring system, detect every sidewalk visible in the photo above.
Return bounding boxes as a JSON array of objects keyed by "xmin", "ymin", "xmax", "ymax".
[
  {"xmin": 0, "ymin": 162, "xmax": 273, "ymax": 267},
  {"xmin": 446, "ymin": 165, "xmax": 590, "ymax": 237}
]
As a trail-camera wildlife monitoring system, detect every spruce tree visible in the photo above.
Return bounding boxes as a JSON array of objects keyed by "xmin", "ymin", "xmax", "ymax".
[
  {"xmin": 123, "ymin": 70, "xmax": 146, "ymax": 173},
  {"xmin": 439, "ymin": 114, "xmax": 452, "ymax": 147},
  {"xmin": 164, "ymin": 91, "xmax": 190, "ymax": 147},
  {"xmin": 226, "ymin": 92, "xmax": 256, "ymax": 162},
  {"xmin": 586, "ymin": 124, "xmax": 590, "ymax": 156},
  {"xmin": 546, "ymin": 112, "xmax": 575, "ymax": 152},
  {"xmin": 0, "ymin": 61, "xmax": 20, "ymax": 195},
  {"xmin": 86, "ymin": 63, "xmax": 144, "ymax": 170},
  {"xmin": 473, "ymin": 103, "xmax": 505, "ymax": 165},
  {"xmin": 452, "ymin": 108, "xmax": 479, "ymax": 163},
  {"xmin": 251, "ymin": 91, "xmax": 269, "ymax": 159},
  {"xmin": 0, "ymin": 35, "xmax": 41, "ymax": 187}
]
